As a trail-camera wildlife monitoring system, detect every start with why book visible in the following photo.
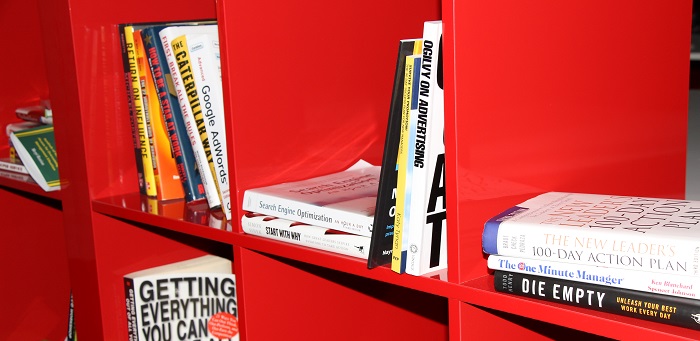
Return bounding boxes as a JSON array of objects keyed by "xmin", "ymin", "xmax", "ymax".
[{"xmin": 123, "ymin": 254, "xmax": 239, "ymax": 341}]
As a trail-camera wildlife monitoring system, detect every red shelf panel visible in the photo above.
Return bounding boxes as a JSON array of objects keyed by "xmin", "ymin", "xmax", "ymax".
[
  {"xmin": 0, "ymin": 170, "xmax": 62, "ymax": 201},
  {"xmin": 92, "ymin": 193, "xmax": 234, "ymax": 243}
]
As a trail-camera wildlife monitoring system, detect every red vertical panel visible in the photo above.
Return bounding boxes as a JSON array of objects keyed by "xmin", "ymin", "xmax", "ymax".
[{"xmin": 444, "ymin": 1, "xmax": 691, "ymax": 286}]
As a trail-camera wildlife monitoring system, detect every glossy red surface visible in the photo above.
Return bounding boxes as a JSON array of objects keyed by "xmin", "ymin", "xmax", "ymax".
[{"xmin": 7, "ymin": 0, "xmax": 693, "ymax": 339}]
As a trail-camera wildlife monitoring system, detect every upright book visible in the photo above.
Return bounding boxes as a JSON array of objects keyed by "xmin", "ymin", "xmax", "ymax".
[
  {"xmin": 135, "ymin": 27, "xmax": 185, "ymax": 201},
  {"xmin": 175, "ymin": 32, "xmax": 232, "ymax": 220},
  {"xmin": 123, "ymin": 254, "xmax": 239, "ymax": 341},
  {"xmin": 9, "ymin": 125, "xmax": 60, "ymax": 192},
  {"xmin": 160, "ymin": 24, "xmax": 221, "ymax": 210},
  {"xmin": 405, "ymin": 20, "xmax": 447, "ymax": 276},
  {"xmin": 391, "ymin": 53, "xmax": 421, "ymax": 273},
  {"xmin": 367, "ymin": 38, "xmax": 422, "ymax": 269},
  {"xmin": 242, "ymin": 160, "xmax": 379, "ymax": 237},
  {"xmin": 121, "ymin": 24, "xmax": 157, "ymax": 197},
  {"xmin": 141, "ymin": 24, "xmax": 207, "ymax": 204},
  {"xmin": 483, "ymin": 192, "xmax": 700, "ymax": 277},
  {"xmin": 242, "ymin": 213, "xmax": 371, "ymax": 259},
  {"xmin": 494, "ymin": 270, "xmax": 700, "ymax": 331}
]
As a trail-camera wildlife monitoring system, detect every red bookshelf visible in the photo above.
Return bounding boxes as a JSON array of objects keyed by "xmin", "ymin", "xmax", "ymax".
[{"xmin": 4, "ymin": 0, "xmax": 695, "ymax": 339}]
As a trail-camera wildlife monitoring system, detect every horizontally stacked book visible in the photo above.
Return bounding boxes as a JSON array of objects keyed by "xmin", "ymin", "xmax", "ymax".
[
  {"xmin": 241, "ymin": 160, "xmax": 377, "ymax": 260},
  {"xmin": 119, "ymin": 21, "xmax": 231, "ymax": 221},
  {"xmin": 1, "ymin": 102, "xmax": 60, "ymax": 191},
  {"xmin": 483, "ymin": 192, "xmax": 700, "ymax": 330}
]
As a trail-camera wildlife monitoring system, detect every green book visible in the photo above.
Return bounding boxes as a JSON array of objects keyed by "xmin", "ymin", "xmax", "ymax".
[{"xmin": 9, "ymin": 125, "xmax": 60, "ymax": 192}]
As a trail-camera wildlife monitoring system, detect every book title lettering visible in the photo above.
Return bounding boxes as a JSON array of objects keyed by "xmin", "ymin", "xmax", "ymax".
[{"xmin": 136, "ymin": 276, "xmax": 237, "ymax": 341}]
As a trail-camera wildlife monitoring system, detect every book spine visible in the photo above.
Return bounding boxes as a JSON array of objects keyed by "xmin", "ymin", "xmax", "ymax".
[
  {"xmin": 137, "ymin": 30, "xmax": 185, "ymax": 202},
  {"xmin": 242, "ymin": 190, "xmax": 374, "ymax": 236},
  {"xmin": 488, "ymin": 254, "xmax": 700, "ymax": 300},
  {"xmin": 161, "ymin": 27, "xmax": 221, "ymax": 209},
  {"xmin": 482, "ymin": 193, "xmax": 700, "ymax": 277},
  {"xmin": 407, "ymin": 21, "xmax": 447, "ymax": 275},
  {"xmin": 142, "ymin": 26, "xmax": 206, "ymax": 203},
  {"xmin": 123, "ymin": 277, "xmax": 139, "ymax": 341},
  {"xmin": 126, "ymin": 27, "xmax": 157, "ymax": 197},
  {"xmin": 242, "ymin": 213, "xmax": 371, "ymax": 259},
  {"xmin": 0, "ymin": 159, "xmax": 28, "ymax": 174},
  {"xmin": 185, "ymin": 33, "xmax": 232, "ymax": 220},
  {"xmin": 392, "ymin": 54, "xmax": 418, "ymax": 273},
  {"xmin": 418, "ymin": 21, "xmax": 447, "ymax": 274},
  {"xmin": 367, "ymin": 39, "xmax": 421, "ymax": 268},
  {"xmin": 119, "ymin": 25, "xmax": 147, "ymax": 195},
  {"xmin": 494, "ymin": 270, "xmax": 700, "ymax": 331}
]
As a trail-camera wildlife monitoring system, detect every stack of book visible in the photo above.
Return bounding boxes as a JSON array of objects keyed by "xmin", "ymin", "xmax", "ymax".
[
  {"xmin": 118, "ymin": 21, "xmax": 232, "ymax": 221},
  {"xmin": 366, "ymin": 20, "xmax": 447, "ymax": 276},
  {"xmin": 483, "ymin": 191, "xmax": 700, "ymax": 330},
  {"xmin": 241, "ymin": 160, "xmax": 377, "ymax": 260},
  {"xmin": 2, "ymin": 102, "xmax": 60, "ymax": 191}
]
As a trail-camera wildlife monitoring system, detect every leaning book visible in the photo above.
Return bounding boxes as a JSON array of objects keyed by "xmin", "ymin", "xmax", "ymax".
[
  {"xmin": 242, "ymin": 212, "xmax": 371, "ymax": 259},
  {"xmin": 123, "ymin": 254, "xmax": 239, "ymax": 341},
  {"xmin": 242, "ymin": 160, "xmax": 379, "ymax": 237},
  {"xmin": 9, "ymin": 125, "xmax": 60, "ymax": 192},
  {"xmin": 482, "ymin": 192, "xmax": 700, "ymax": 277}
]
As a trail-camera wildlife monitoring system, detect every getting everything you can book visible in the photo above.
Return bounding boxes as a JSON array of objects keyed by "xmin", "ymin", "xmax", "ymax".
[
  {"xmin": 482, "ymin": 192, "xmax": 700, "ymax": 277},
  {"xmin": 242, "ymin": 160, "xmax": 379, "ymax": 237},
  {"xmin": 123, "ymin": 254, "xmax": 239, "ymax": 341}
]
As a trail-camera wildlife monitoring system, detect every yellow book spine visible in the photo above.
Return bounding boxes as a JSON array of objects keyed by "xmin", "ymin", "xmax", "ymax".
[
  {"xmin": 127, "ymin": 26, "xmax": 157, "ymax": 197},
  {"xmin": 391, "ymin": 54, "xmax": 417, "ymax": 273}
]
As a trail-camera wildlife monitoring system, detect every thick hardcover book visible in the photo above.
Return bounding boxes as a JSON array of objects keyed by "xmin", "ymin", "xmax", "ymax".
[
  {"xmin": 9, "ymin": 125, "xmax": 60, "ymax": 192},
  {"xmin": 123, "ymin": 255, "xmax": 239, "ymax": 341},
  {"xmin": 242, "ymin": 160, "xmax": 379, "ymax": 237},
  {"xmin": 183, "ymin": 32, "xmax": 232, "ymax": 220},
  {"xmin": 367, "ymin": 38, "xmax": 422, "ymax": 269},
  {"xmin": 494, "ymin": 270, "xmax": 700, "ymax": 331},
  {"xmin": 122, "ymin": 25, "xmax": 157, "ymax": 197},
  {"xmin": 135, "ymin": 28, "xmax": 185, "ymax": 201},
  {"xmin": 483, "ymin": 192, "xmax": 700, "ymax": 277},
  {"xmin": 406, "ymin": 20, "xmax": 447, "ymax": 276},
  {"xmin": 0, "ymin": 157, "xmax": 27, "ymax": 174},
  {"xmin": 242, "ymin": 213, "xmax": 371, "ymax": 259},
  {"xmin": 160, "ymin": 25, "xmax": 221, "ymax": 210},
  {"xmin": 119, "ymin": 24, "xmax": 147, "ymax": 195},
  {"xmin": 141, "ymin": 25, "xmax": 206, "ymax": 204},
  {"xmin": 488, "ymin": 254, "xmax": 700, "ymax": 300},
  {"xmin": 392, "ymin": 54, "xmax": 421, "ymax": 273}
]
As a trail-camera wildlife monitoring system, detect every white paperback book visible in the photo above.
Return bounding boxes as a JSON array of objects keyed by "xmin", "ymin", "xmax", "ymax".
[{"xmin": 242, "ymin": 160, "xmax": 379, "ymax": 237}]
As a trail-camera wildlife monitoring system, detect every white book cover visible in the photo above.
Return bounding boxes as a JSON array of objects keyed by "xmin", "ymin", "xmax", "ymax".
[
  {"xmin": 406, "ymin": 20, "xmax": 447, "ymax": 275},
  {"xmin": 488, "ymin": 254, "xmax": 699, "ymax": 300},
  {"xmin": 242, "ymin": 213, "xmax": 371, "ymax": 259},
  {"xmin": 123, "ymin": 255, "xmax": 239, "ymax": 341},
  {"xmin": 483, "ymin": 191, "xmax": 700, "ymax": 277},
  {"xmin": 242, "ymin": 160, "xmax": 379, "ymax": 237},
  {"xmin": 159, "ymin": 25, "xmax": 221, "ymax": 210},
  {"xmin": 0, "ymin": 157, "xmax": 28, "ymax": 174},
  {"xmin": 186, "ymin": 32, "xmax": 232, "ymax": 221}
]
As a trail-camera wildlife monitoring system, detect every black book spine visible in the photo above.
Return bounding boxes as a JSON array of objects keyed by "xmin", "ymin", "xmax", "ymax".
[
  {"xmin": 367, "ymin": 39, "xmax": 420, "ymax": 268},
  {"xmin": 494, "ymin": 270, "xmax": 700, "ymax": 331}
]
